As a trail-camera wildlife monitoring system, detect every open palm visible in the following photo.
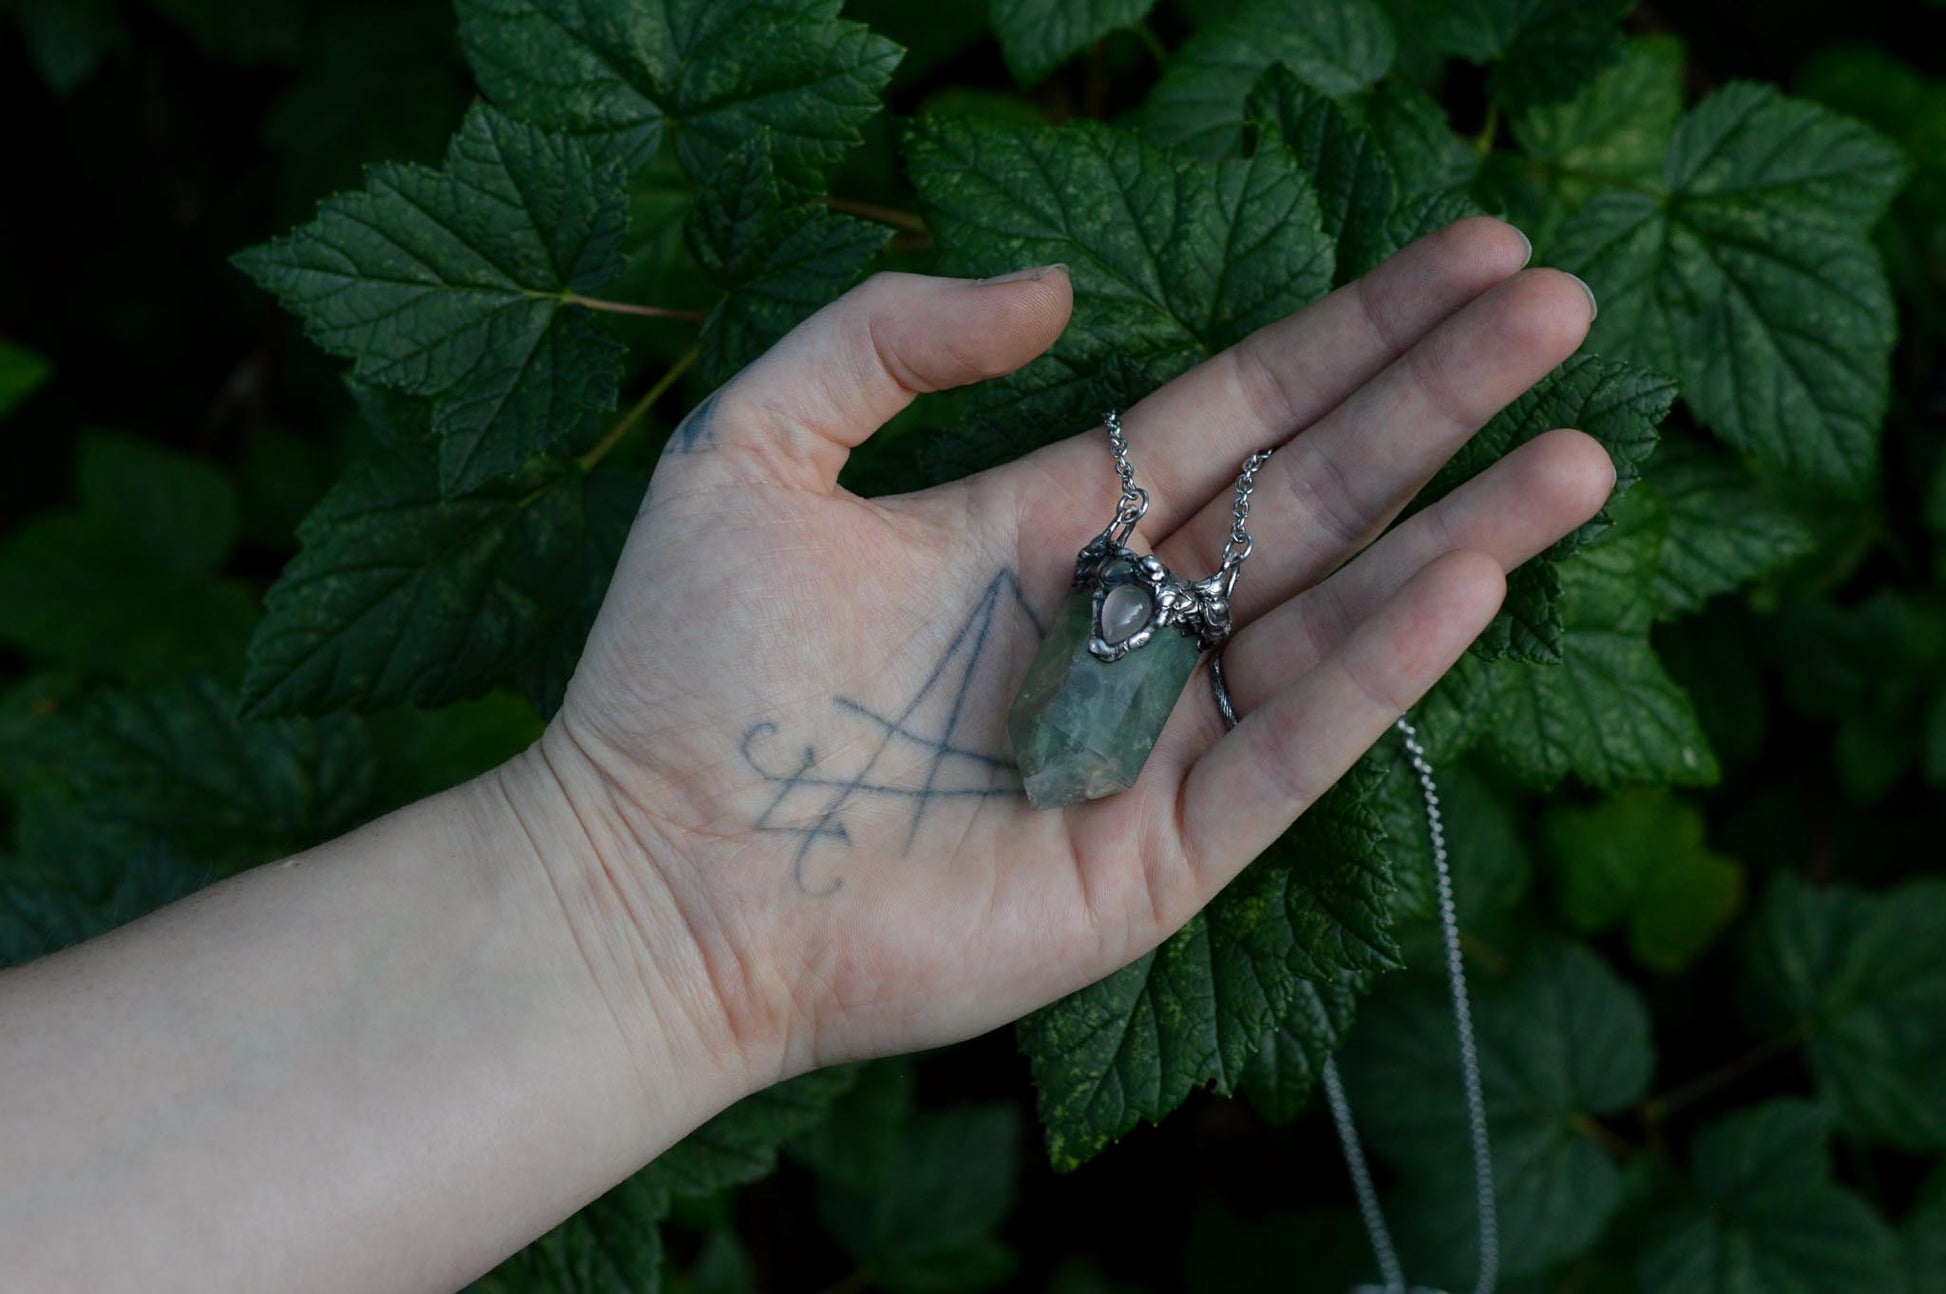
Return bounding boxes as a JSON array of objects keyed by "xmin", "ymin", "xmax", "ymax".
[{"xmin": 544, "ymin": 216, "xmax": 1609, "ymax": 1084}]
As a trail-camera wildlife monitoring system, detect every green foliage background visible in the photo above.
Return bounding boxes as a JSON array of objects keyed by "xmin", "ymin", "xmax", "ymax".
[{"xmin": 2, "ymin": 0, "xmax": 1945, "ymax": 1290}]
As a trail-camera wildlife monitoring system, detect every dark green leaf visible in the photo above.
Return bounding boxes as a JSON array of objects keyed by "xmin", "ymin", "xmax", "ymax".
[
  {"xmin": 905, "ymin": 115, "xmax": 1334, "ymax": 457},
  {"xmin": 1133, "ymin": 0, "xmax": 1396, "ymax": 157},
  {"xmin": 0, "ymin": 338, "xmax": 51, "ymax": 416},
  {"xmin": 1377, "ymin": 748, "xmax": 1531, "ymax": 930},
  {"xmin": 1541, "ymin": 788, "xmax": 1744, "ymax": 973},
  {"xmin": 642, "ymin": 1067, "xmax": 861, "ymax": 1199},
  {"xmin": 455, "ymin": 0, "xmax": 900, "ymax": 188},
  {"xmin": 235, "ymin": 102, "xmax": 629, "ymax": 495},
  {"xmin": 1908, "ymin": 1170, "xmax": 1946, "ymax": 1294},
  {"xmin": 25, "ymin": 678, "xmax": 373, "ymax": 874},
  {"xmin": 1636, "ymin": 1101, "xmax": 1902, "ymax": 1294},
  {"xmin": 1352, "ymin": 80, "xmax": 1474, "ymax": 196},
  {"xmin": 1447, "ymin": 486, "xmax": 1720, "ymax": 788},
  {"xmin": 1508, "ymin": 34, "xmax": 1684, "ymax": 231},
  {"xmin": 1744, "ymin": 874, "xmax": 1946, "ymax": 1152},
  {"xmin": 685, "ymin": 135, "xmax": 891, "ymax": 386},
  {"xmin": 262, "ymin": 3, "xmax": 471, "ymax": 207},
  {"xmin": 78, "ymin": 431, "xmax": 239, "ymax": 573},
  {"xmin": 1472, "ymin": 560, "xmax": 1563, "ymax": 663},
  {"xmin": 786, "ymin": 1058, "xmax": 916, "ymax": 1193},
  {"xmin": 818, "ymin": 1105, "xmax": 1020, "ymax": 1293},
  {"xmin": 1416, "ymin": 353, "xmax": 1670, "ymax": 669},
  {"xmin": 988, "ymin": 0, "xmax": 1156, "ymax": 87},
  {"xmin": 1246, "ymin": 67, "xmax": 1396, "ymax": 286},
  {"xmin": 470, "ymin": 1171, "xmax": 667, "ymax": 1294},
  {"xmin": 1018, "ymin": 758, "xmax": 1393, "ymax": 1170},
  {"xmin": 1410, "ymin": 0, "xmax": 1630, "ymax": 111},
  {"xmin": 1648, "ymin": 437, "xmax": 1816, "ymax": 618},
  {"xmin": 0, "ymin": 433, "xmax": 258, "ymax": 682},
  {"xmin": 1237, "ymin": 978, "xmax": 1361, "ymax": 1123},
  {"xmin": 0, "ymin": 824, "xmax": 208, "ymax": 969},
  {"xmin": 1339, "ymin": 938, "xmax": 1653, "ymax": 1282},
  {"xmin": 1552, "ymin": 84, "xmax": 1907, "ymax": 492},
  {"xmin": 239, "ymin": 443, "xmax": 641, "ymax": 718},
  {"xmin": 5, "ymin": 0, "xmax": 123, "ymax": 93}
]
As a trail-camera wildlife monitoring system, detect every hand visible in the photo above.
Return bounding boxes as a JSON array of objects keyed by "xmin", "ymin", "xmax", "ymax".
[{"xmin": 517, "ymin": 216, "xmax": 1612, "ymax": 1095}]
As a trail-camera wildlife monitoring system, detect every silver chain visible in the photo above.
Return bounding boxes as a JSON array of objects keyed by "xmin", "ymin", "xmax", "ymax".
[
  {"xmin": 1328, "ymin": 716, "xmax": 1499, "ymax": 1294},
  {"xmin": 1101, "ymin": 409, "xmax": 1271, "ymax": 595}
]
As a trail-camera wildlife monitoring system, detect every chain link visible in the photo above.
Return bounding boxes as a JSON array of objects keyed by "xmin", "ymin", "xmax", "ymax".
[
  {"xmin": 1101, "ymin": 409, "xmax": 1149, "ymax": 533},
  {"xmin": 1101, "ymin": 409, "xmax": 1270, "ymax": 590}
]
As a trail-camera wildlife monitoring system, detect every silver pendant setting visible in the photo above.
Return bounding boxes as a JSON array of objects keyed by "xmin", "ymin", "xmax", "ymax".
[{"xmin": 1076, "ymin": 533, "xmax": 1235, "ymax": 663}]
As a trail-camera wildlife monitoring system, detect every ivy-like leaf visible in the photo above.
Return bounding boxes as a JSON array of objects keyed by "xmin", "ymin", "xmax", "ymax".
[
  {"xmin": 235, "ymin": 102, "xmax": 629, "ymax": 496},
  {"xmin": 1648, "ymin": 437, "xmax": 1816, "ymax": 618},
  {"xmin": 1541, "ymin": 788, "xmax": 1744, "ymax": 973},
  {"xmin": 686, "ymin": 135, "xmax": 891, "ymax": 386},
  {"xmin": 1017, "ymin": 758, "xmax": 1393, "ymax": 1171},
  {"xmin": 989, "ymin": 0, "xmax": 1156, "ymax": 87},
  {"xmin": 1552, "ymin": 84, "xmax": 1908, "ymax": 492},
  {"xmin": 240, "ymin": 443, "xmax": 642, "ymax": 719},
  {"xmin": 455, "ymin": 0, "xmax": 900, "ymax": 188},
  {"xmin": 905, "ymin": 114, "xmax": 1334, "ymax": 457},
  {"xmin": 1134, "ymin": 0, "xmax": 1396, "ymax": 157},
  {"xmin": 1339, "ymin": 938, "xmax": 1654, "ymax": 1284},
  {"xmin": 817, "ymin": 1105, "xmax": 1020, "ymax": 1293},
  {"xmin": 1744, "ymin": 874, "xmax": 1946, "ymax": 1152},
  {"xmin": 1636, "ymin": 1101, "xmax": 1902, "ymax": 1294},
  {"xmin": 1409, "ymin": 0, "xmax": 1631, "ymax": 111}
]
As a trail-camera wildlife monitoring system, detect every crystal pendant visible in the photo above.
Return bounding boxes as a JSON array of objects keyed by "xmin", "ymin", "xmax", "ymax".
[{"xmin": 1007, "ymin": 540, "xmax": 1223, "ymax": 810}]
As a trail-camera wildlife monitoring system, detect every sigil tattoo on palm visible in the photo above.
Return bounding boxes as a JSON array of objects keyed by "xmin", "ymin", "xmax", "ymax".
[{"xmin": 737, "ymin": 568, "xmax": 1044, "ymax": 895}]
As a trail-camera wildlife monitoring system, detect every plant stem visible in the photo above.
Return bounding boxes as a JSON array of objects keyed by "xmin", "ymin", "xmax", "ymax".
[
  {"xmin": 577, "ymin": 346, "xmax": 701, "ymax": 470},
  {"xmin": 1473, "ymin": 100, "xmax": 1500, "ymax": 155},
  {"xmin": 818, "ymin": 195, "xmax": 928, "ymax": 232},
  {"xmin": 563, "ymin": 293, "xmax": 706, "ymax": 323},
  {"xmin": 1641, "ymin": 1027, "xmax": 1808, "ymax": 1128},
  {"xmin": 1132, "ymin": 19, "xmax": 1169, "ymax": 66}
]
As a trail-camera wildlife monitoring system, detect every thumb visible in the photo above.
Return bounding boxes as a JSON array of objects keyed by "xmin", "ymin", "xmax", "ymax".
[{"xmin": 683, "ymin": 266, "xmax": 1073, "ymax": 489}]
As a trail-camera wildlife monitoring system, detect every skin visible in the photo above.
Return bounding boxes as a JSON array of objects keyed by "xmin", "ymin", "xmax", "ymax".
[{"xmin": 0, "ymin": 216, "xmax": 1610, "ymax": 1293}]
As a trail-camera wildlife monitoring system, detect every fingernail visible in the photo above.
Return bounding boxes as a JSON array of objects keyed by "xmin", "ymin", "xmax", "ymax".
[
  {"xmin": 1563, "ymin": 270, "xmax": 1599, "ymax": 322},
  {"xmin": 1511, "ymin": 224, "xmax": 1533, "ymax": 267},
  {"xmin": 977, "ymin": 262, "xmax": 1067, "ymax": 285}
]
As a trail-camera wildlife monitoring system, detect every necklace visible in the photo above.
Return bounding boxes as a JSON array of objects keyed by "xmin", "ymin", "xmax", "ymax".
[
  {"xmin": 1006, "ymin": 410, "xmax": 1271, "ymax": 810},
  {"xmin": 1008, "ymin": 411, "xmax": 1500, "ymax": 1293}
]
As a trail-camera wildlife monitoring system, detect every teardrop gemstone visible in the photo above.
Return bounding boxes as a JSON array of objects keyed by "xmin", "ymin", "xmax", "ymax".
[{"xmin": 1100, "ymin": 583, "xmax": 1153, "ymax": 644}]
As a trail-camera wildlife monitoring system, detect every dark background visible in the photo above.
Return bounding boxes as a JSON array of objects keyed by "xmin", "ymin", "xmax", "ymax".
[{"xmin": 3, "ymin": 2, "xmax": 1945, "ymax": 1291}]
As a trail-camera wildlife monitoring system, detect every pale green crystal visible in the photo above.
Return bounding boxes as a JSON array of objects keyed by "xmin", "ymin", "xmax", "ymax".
[{"xmin": 1008, "ymin": 586, "xmax": 1204, "ymax": 809}]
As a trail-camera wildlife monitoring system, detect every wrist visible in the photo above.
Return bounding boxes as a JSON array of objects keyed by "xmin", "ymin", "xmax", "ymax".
[{"xmin": 476, "ymin": 721, "xmax": 790, "ymax": 1112}]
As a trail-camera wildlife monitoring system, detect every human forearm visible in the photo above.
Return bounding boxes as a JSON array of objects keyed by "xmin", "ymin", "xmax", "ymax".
[{"xmin": 0, "ymin": 738, "xmax": 747, "ymax": 1294}]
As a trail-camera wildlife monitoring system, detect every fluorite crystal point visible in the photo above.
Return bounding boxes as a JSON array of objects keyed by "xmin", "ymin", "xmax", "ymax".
[{"xmin": 1007, "ymin": 585, "xmax": 1204, "ymax": 809}]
